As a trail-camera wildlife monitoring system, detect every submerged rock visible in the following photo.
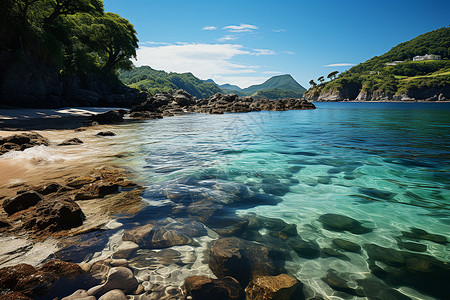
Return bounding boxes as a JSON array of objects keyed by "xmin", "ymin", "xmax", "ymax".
[
  {"xmin": 87, "ymin": 267, "xmax": 138, "ymax": 297},
  {"xmin": 322, "ymin": 270, "xmax": 364, "ymax": 297},
  {"xmin": 364, "ymin": 243, "xmax": 450, "ymax": 299},
  {"xmin": 401, "ymin": 227, "xmax": 448, "ymax": 245},
  {"xmin": 332, "ymin": 238, "xmax": 361, "ymax": 253},
  {"xmin": 318, "ymin": 213, "xmax": 372, "ymax": 234},
  {"xmin": 287, "ymin": 237, "xmax": 320, "ymax": 259},
  {"xmin": 183, "ymin": 276, "xmax": 244, "ymax": 300},
  {"xmin": 209, "ymin": 237, "xmax": 285, "ymax": 287},
  {"xmin": 245, "ymin": 274, "xmax": 304, "ymax": 300},
  {"xmin": 123, "ymin": 218, "xmax": 206, "ymax": 249}
]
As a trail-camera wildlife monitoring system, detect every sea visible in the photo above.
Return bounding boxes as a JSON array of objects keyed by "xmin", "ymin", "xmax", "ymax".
[{"xmin": 1, "ymin": 102, "xmax": 449, "ymax": 299}]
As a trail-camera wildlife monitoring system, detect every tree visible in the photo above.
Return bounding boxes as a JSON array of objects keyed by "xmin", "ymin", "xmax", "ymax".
[
  {"xmin": 76, "ymin": 12, "xmax": 138, "ymax": 73},
  {"xmin": 327, "ymin": 71, "xmax": 339, "ymax": 81},
  {"xmin": 44, "ymin": 0, "xmax": 103, "ymax": 25},
  {"xmin": 318, "ymin": 76, "xmax": 324, "ymax": 84},
  {"xmin": 309, "ymin": 79, "xmax": 317, "ymax": 87}
]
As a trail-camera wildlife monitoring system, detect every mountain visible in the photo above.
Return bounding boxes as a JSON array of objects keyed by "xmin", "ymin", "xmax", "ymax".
[
  {"xmin": 220, "ymin": 83, "xmax": 243, "ymax": 91},
  {"xmin": 119, "ymin": 66, "xmax": 222, "ymax": 99},
  {"xmin": 303, "ymin": 27, "xmax": 450, "ymax": 101},
  {"xmin": 218, "ymin": 74, "xmax": 307, "ymax": 99},
  {"xmin": 243, "ymin": 74, "xmax": 306, "ymax": 97}
]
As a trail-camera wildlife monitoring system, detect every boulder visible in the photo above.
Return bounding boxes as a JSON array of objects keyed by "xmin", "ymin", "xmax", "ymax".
[
  {"xmin": 209, "ymin": 237, "xmax": 285, "ymax": 287},
  {"xmin": 245, "ymin": 274, "xmax": 304, "ymax": 300},
  {"xmin": 58, "ymin": 138, "xmax": 83, "ymax": 146},
  {"xmin": 183, "ymin": 276, "xmax": 244, "ymax": 300},
  {"xmin": 87, "ymin": 267, "xmax": 138, "ymax": 297},
  {"xmin": 23, "ymin": 196, "xmax": 84, "ymax": 232},
  {"xmin": 2, "ymin": 191, "xmax": 43, "ymax": 215},
  {"xmin": 89, "ymin": 111, "xmax": 124, "ymax": 124},
  {"xmin": 98, "ymin": 289, "xmax": 127, "ymax": 300},
  {"xmin": 74, "ymin": 181, "xmax": 119, "ymax": 200},
  {"xmin": 62, "ymin": 289, "xmax": 95, "ymax": 300},
  {"xmin": 0, "ymin": 260, "xmax": 84, "ymax": 298},
  {"xmin": 97, "ymin": 131, "xmax": 116, "ymax": 137}
]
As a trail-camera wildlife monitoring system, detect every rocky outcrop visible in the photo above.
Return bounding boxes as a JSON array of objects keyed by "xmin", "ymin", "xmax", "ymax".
[
  {"xmin": 0, "ymin": 132, "xmax": 49, "ymax": 155},
  {"xmin": 129, "ymin": 91, "xmax": 315, "ymax": 120}
]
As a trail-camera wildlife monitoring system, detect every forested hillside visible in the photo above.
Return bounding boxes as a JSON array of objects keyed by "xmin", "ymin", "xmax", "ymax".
[
  {"xmin": 119, "ymin": 66, "xmax": 221, "ymax": 99},
  {"xmin": 304, "ymin": 27, "xmax": 450, "ymax": 101}
]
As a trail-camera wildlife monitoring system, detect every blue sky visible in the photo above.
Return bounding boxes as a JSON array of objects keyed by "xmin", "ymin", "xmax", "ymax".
[{"xmin": 104, "ymin": 0, "xmax": 450, "ymax": 88}]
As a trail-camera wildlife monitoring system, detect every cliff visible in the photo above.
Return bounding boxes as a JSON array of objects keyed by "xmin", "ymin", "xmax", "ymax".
[{"xmin": 0, "ymin": 51, "xmax": 146, "ymax": 108}]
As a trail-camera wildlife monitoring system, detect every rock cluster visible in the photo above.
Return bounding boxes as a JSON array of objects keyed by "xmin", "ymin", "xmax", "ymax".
[
  {"xmin": 0, "ymin": 132, "xmax": 49, "ymax": 155},
  {"xmin": 0, "ymin": 166, "xmax": 138, "ymax": 238},
  {"xmin": 129, "ymin": 90, "xmax": 315, "ymax": 120}
]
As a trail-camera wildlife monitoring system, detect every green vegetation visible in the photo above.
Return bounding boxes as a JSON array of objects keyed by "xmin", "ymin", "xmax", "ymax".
[
  {"xmin": 242, "ymin": 74, "xmax": 306, "ymax": 98},
  {"xmin": 1, "ymin": 0, "xmax": 138, "ymax": 77},
  {"xmin": 304, "ymin": 27, "xmax": 450, "ymax": 99},
  {"xmin": 119, "ymin": 70, "xmax": 306, "ymax": 99},
  {"xmin": 119, "ymin": 66, "xmax": 222, "ymax": 98}
]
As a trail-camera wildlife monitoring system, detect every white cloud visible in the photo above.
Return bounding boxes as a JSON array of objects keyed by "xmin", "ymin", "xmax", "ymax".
[
  {"xmin": 212, "ymin": 76, "xmax": 269, "ymax": 88},
  {"xmin": 202, "ymin": 26, "xmax": 217, "ymax": 30},
  {"xmin": 217, "ymin": 35, "xmax": 237, "ymax": 42},
  {"xmin": 252, "ymin": 49, "xmax": 276, "ymax": 56},
  {"xmin": 136, "ymin": 43, "xmax": 255, "ymax": 78},
  {"xmin": 262, "ymin": 71, "xmax": 282, "ymax": 75},
  {"xmin": 324, "ymin": 63, "xmax": 355, "ymax": 67},
  {"xmin": 223, "ymin": 24, "xmax": 258, "ymax": 33},
  {"xmin": 141, "ymin": 41, "xmax": 171, "ymax": 46},
  {"xmin": 272, "ymin": 29, "xmax": 286, "ymax": 33},
  {"xmin": 135, "ymin": 43, "xmax": 278, "ymax": 88},
  {"xmin": 281, "ymin": 51, "xmax": 295, "ymax": 55}
]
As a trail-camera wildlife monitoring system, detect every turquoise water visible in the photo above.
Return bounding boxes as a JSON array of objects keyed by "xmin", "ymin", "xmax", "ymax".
[{"xmin": 63, "ymin": 103, "xmax": 450, "ymax": 299}]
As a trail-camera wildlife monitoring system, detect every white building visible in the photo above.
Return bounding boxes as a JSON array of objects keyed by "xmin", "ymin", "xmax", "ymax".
[{"xmin": 413, "ymin": 54, "xmax": 441, "ymax": 61}]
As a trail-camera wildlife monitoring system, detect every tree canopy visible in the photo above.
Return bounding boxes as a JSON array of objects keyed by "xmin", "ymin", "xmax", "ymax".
[{"xmin": 2, "ymin": 0, "xmax": 138, "ymax": 77}]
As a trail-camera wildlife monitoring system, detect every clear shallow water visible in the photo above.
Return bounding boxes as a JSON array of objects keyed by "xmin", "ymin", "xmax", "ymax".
[
  {"xmin": 4, "ymin": 103, "xmax": 449, "ymax": 299},
  {"xmin": 98, "ymin": 102, "xmax": 449, "ymax": 299}
]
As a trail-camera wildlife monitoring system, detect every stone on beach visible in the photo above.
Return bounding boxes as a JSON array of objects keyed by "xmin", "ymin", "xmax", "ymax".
[
  {"xmin": 2, "ymin": 191, "xmax": 43, "ymax": 215},
  {"xmin": 97, "ymin": 131, "xmax": 116, "ymax": 136},
  {"xmin": 58, "ymin": 138, "xmax": 84, "ymax": 146},
  {"xmin": 75, "ymin": 181, "xmax": 120, "ymax": 200},
  {"xmin": 0, "ymin": 132, "xmax": 49, "ymax": 155},
  {"xmin": 89, "ymin": 110, "xmax": 124, "ymax": 124}
]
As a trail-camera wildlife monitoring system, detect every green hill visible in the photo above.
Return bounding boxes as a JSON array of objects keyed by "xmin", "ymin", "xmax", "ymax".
[
  {"xmin": 119, "ymin": 66, "xmax": 222, "ymax": 99},
  {"xmin": 243, "ymin": 75, "xmax": 306, "ymax": 98},
  {"xmin": 304, "ymin": 27, "xmax": 450, "ymax": 101}
]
